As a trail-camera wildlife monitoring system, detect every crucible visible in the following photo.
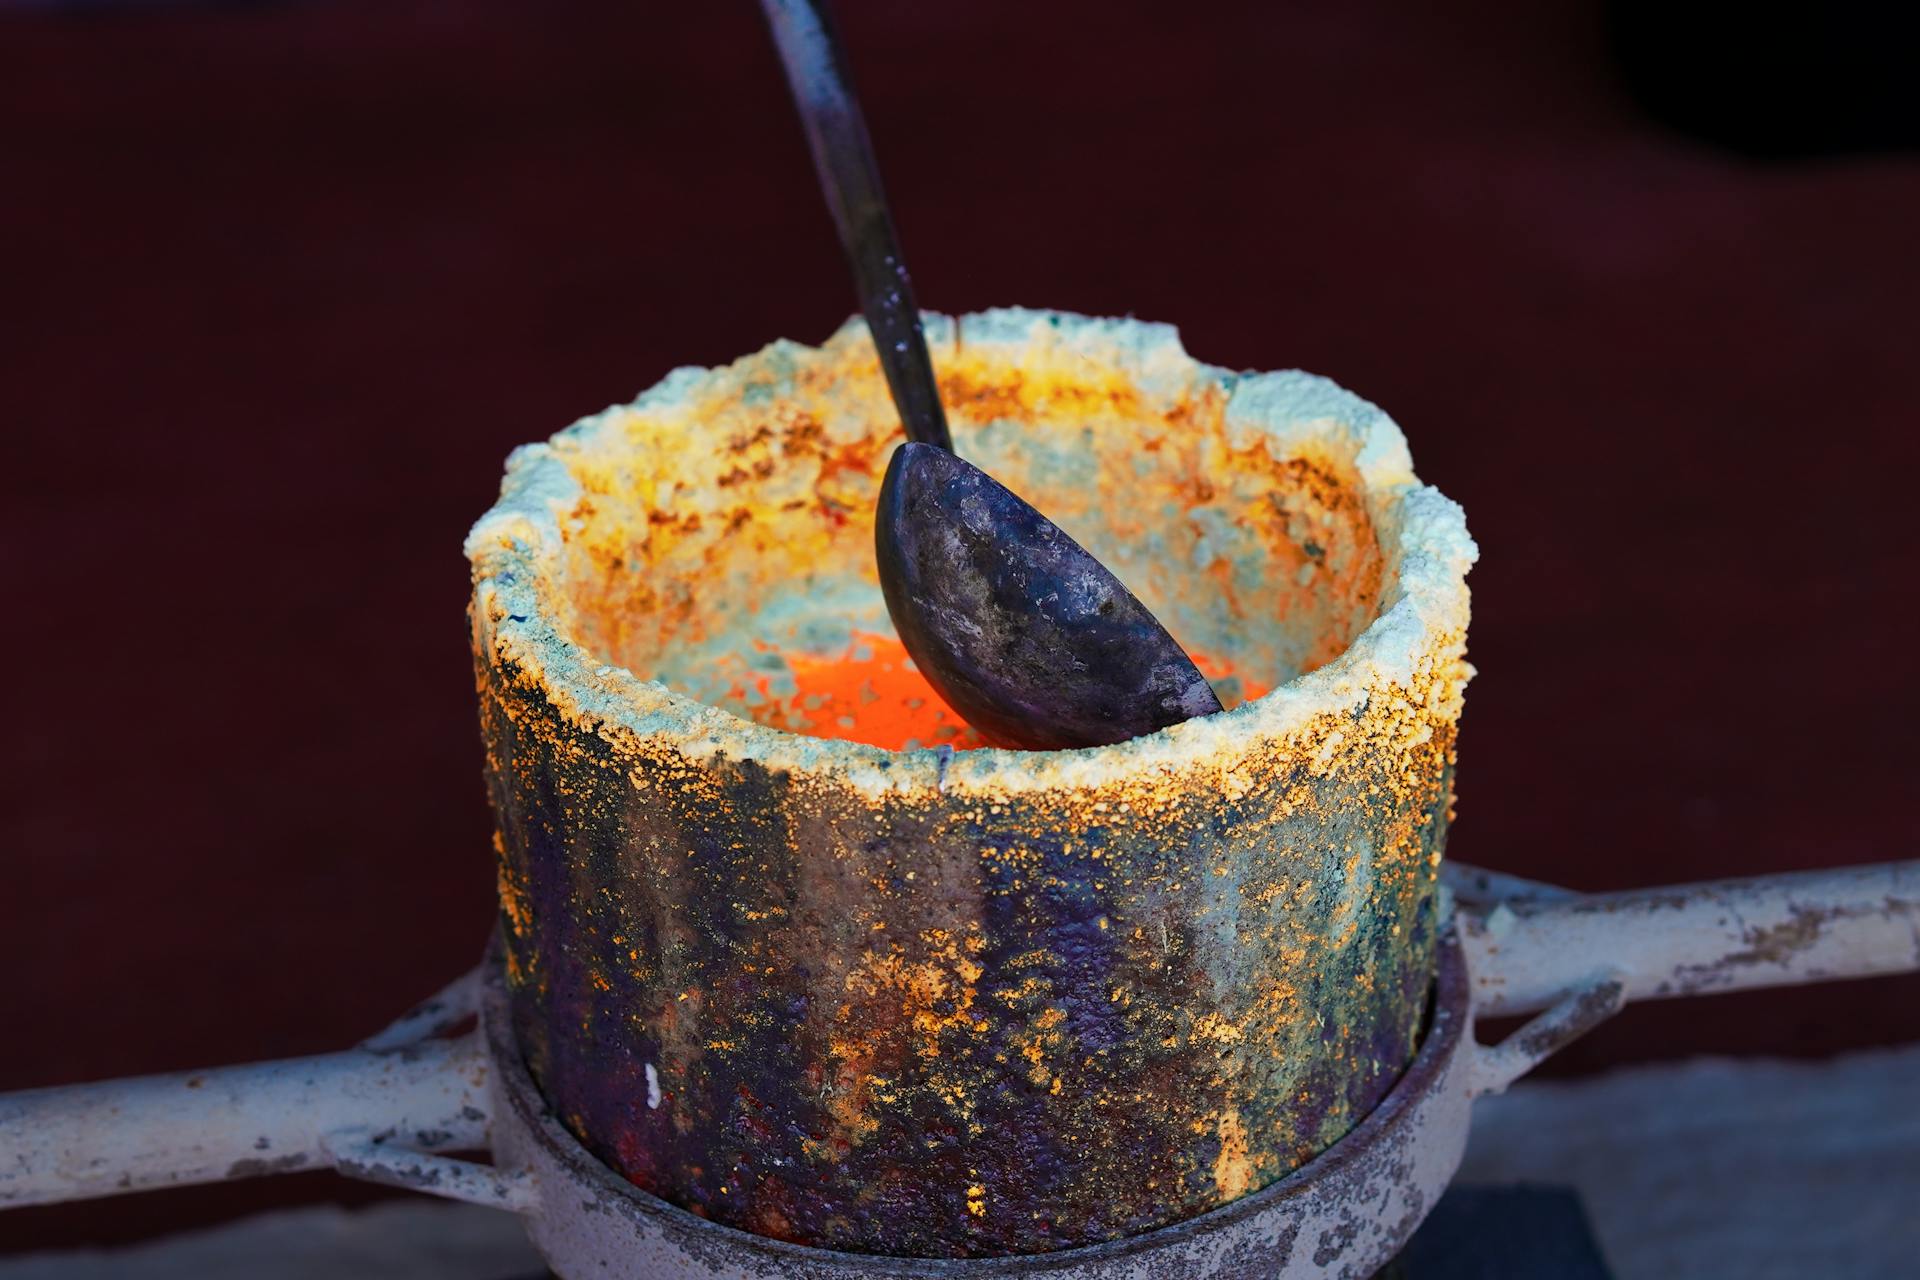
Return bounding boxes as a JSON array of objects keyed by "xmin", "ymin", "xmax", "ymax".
[{"xmin": 465, "ymin": 309, "xmax": 1474, "ymax": 1257}]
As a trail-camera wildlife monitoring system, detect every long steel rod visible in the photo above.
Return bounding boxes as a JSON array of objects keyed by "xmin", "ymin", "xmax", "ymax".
[
  {"xmin": 0, "ymin": 1033, "xmax": 491, "ymax": 1209},
  {"xmin": 1459, "ymin": 859, "xmax": 1920, "ymax": 1017}
]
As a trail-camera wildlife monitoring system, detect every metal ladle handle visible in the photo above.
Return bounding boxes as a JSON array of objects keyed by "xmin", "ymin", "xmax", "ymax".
[{"xmin": 759, "ymin": 0, "xmax": 952, "ymax": 451}]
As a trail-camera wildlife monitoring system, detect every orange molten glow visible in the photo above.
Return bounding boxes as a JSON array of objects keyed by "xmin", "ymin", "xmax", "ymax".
[{"xmin": 741, "ymin": 631, "xmax": 1271, "ymax": 752}]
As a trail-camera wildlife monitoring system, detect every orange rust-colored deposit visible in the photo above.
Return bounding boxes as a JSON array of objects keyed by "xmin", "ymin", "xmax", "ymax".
[{"xmin": 538, "ymin": 313, "xmax": 1388, "ymax": 723}]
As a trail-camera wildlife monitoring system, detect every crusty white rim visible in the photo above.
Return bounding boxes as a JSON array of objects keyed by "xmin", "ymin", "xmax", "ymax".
[{"xmin": 465, "ymin": 308, "xmax": 1476, "ymax": 798}]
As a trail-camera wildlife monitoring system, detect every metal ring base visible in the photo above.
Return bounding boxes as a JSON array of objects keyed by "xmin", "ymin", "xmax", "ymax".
[{"xmin": 482, "ymin": 933, "xmax": 1475, "ymax": 1280}]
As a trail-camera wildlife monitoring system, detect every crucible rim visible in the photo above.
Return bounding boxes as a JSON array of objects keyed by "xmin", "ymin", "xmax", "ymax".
[{"xmin": 465, "ymin": 308, "xmax": 1475, "ymax": 797}]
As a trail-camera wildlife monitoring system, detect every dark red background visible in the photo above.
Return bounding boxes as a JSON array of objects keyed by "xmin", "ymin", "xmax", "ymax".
[{"xmin": 4, "ymin": 0, "xmax": 1916, "ymax": 1253}]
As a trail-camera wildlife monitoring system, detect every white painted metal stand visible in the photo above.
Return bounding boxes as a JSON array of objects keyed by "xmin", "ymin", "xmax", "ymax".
[{"xmin": 3, "ymin": 859, "xmax": 1916, "ymax": 1279}]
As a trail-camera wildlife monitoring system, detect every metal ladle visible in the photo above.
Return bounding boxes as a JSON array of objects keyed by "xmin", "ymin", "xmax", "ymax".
[{"xmin": 758, "ymin": 0, "xmax": 1223, "ymax": 750}]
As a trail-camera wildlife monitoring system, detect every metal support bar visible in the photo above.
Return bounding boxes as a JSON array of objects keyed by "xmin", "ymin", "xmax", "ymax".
[
  {"xmin": 360, "ymin": 965, "xmax": 483, "ymax": 1052},
  {"xmin": 1468, "ymin": 971, "xmax": 1628, "ymax": 1096},
  {"xmin": 1441, "ymin": 860, "xmax": 1579, "ymax": 907},
  {"xmin": 4, "ymin": 859, "xmax": 1915, "ymax": 1238},
  {"xmin": 1460, "ymin": 859, "xmax": 1920, "ymax": 1017},
  {"xmin": 324, "ymin": 1130, "xmax": 533, "ymax": 1211},
  {"xmin": 0, "ymin": 1033, "xmax": 492, "ymax": 1209}
]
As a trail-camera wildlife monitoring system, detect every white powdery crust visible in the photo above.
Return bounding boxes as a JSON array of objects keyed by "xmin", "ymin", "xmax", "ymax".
[{"xmin": 466, "ymin": 308, "xmax": 1476, "ymax": 799}]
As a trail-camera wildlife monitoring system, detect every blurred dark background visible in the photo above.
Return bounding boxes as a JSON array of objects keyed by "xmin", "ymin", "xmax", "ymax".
[{"xmin": 3, "ymin": 0, "xmax": 1916, "ymax": 1255}]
